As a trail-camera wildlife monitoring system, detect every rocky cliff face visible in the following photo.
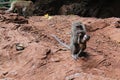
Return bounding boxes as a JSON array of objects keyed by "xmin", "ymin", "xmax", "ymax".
[{"xmin": 34, "ymin": 0, "xmax": 120, "ymax": 18}]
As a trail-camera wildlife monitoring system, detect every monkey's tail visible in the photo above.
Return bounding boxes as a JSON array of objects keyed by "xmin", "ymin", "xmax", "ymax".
[{"xmin": 51, "ymin": 34, "xmax": 70, "ymax": 49}]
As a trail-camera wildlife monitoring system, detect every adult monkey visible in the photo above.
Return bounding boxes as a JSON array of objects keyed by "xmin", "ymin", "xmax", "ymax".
[
  {"xmin": 3, "ymin": 0, "xmax": 34, "ymax": 17},
  {"xmin": 51, "ymin": 22, "xmax": 90, "ymax": 59}
]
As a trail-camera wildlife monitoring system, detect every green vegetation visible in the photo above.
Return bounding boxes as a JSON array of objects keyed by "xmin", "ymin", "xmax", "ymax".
[{"xmin": 0, "ymin": 0, "xmax": 14, "ymax": 7}]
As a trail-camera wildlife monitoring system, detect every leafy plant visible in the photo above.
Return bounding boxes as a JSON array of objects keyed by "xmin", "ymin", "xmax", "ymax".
[{"xmin": 0, "ymin": 0, "xmax": 11, "ymax": 7}]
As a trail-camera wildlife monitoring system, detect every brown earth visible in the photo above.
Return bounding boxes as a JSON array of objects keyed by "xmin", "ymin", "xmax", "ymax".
[{"xmin": 0, "ymin": 12, "xmax": 120, "ymax": 80}]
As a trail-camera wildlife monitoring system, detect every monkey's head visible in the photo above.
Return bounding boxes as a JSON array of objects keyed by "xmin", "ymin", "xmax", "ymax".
[
  {"xmin": 72, "ymin": 21, "xmax": 85, "ymax": 30},
  {"xmin": 72, "ymin": 21, "xmax": 82, "ymax": 27}
]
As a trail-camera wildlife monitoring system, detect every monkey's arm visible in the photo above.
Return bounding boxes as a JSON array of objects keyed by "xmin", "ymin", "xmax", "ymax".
[
  {"xmin": 81, "ymin": 34, "xmax": 90, "ymax": 43},
  {"xmin": 51, "ymin": 34, "xmax": 70, "ymax": 49}
]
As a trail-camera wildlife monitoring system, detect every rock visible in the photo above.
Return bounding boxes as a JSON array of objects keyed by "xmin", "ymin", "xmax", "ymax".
[
  {"xmin": 16, "ymin": 43, "xmax": 25, "ymax": 51},
  {"xmin": 58, "ymin": 3, "xmax": 81, "ymax": 15},
  {"xmin": 110, "ymin": 33, "xmax": 120, "ymax": 43}
]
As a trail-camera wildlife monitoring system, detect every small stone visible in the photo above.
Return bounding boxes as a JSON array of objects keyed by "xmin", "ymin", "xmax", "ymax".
[
  {"xmin": 16, "ymin": 43, "xmax": 25, "ymax": 51},
  {"xmin": 51, "ymin": 57, "xmax": 60, "ymax": 62},
  {"xmin": 102, "ymin": 61, "xmax": 111, "ymax": 67},
  {"xmin": 110, "ymin": 33, "xmax": 120, "ymax": 43},
  {"xmin": 3, "ymin": 72, "xmax": 8, "ymax": 76}
]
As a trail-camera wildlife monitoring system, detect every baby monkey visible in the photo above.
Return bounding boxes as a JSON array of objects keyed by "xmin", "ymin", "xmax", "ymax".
[
  {"xmin": 51, "ymin": 22, "xmax": 90, "ymax": 59},
  {"xmin": 6, "ymin": 0, "xmax": 34, "ymax": 17}
]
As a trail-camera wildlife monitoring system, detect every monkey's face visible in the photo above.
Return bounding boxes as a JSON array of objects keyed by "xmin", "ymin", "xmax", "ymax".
[{"xmin": 76, "ymin": 25, "xmax": 84, "ymax": 30}]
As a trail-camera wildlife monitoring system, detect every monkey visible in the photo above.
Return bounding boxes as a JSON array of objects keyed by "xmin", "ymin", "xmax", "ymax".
[
  {"xmin": 0, "ymin": 0, "xmax": 30, "ymax": 11},
  {"xmin": 70, "ymin": 22, "xmax": 90, "ymax": 59},
  {"xmin": 5, "ymin": 0, "xmax": 34, "ymax": 17},
  {"xmin": 0, "ymin": 0, "xmax": 31, "ymax": 5},
  {"xmin": 51, "ymin": 22, "xmax": 90, "ymax": 59}
]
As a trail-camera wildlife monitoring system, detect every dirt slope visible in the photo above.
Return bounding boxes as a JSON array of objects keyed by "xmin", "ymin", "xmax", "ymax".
[{"xmin": 0, "ymin": 13, "xmax": 120, "ymax": 80}]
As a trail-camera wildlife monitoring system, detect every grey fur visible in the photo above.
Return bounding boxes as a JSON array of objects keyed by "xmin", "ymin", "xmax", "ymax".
[{"xmin": 51, "ymin": 22, "xmax": 90, "ymax": 59}]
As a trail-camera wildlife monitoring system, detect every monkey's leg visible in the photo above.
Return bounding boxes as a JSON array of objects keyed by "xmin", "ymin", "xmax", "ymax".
[
  {"xmin": 22, "ymin": 7, "xmax": 28, "ymax": 17},
  {"xmin": 77, "ymin": 43, "xmax": 86, "ymax": 57},
  {"xmin": 29, "ymin": 10, "xmax": 33, "ymax": 16},
  {"xmin": 17, "ymin": 8, "xmax": 23, "ymax": 15},
  {"xmin": 71, "ymin": 43, "xmax": 80, "ymax": 59}
]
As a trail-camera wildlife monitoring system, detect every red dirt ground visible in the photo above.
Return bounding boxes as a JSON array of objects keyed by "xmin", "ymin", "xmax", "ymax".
[{"xmin": 0, "ymin": 12, "xmax": 120, "ymax": 80}]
